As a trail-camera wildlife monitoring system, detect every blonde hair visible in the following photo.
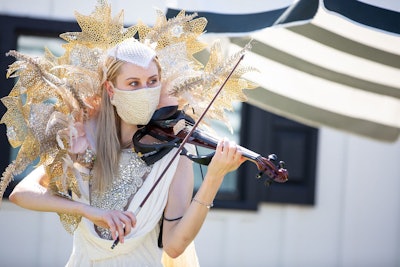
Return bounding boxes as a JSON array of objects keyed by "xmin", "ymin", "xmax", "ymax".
[{"xmin": 92, "ymin": 56, "xmax": 162, "ymax": 192}]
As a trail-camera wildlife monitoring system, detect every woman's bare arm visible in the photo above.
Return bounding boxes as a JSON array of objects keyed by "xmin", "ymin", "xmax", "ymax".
[
  {"xmin": 162, "ymin": 139, "xmax": 245, "ymax": 258},
  {"xmin": 9, "ymin": 165, "xmax": 136, "ymax": 243}
]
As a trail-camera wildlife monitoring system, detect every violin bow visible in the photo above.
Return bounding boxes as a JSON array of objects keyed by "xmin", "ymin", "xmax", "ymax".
[{"xmin": 111, "ymin": 54, "xmax": 245, "ymax": 249}]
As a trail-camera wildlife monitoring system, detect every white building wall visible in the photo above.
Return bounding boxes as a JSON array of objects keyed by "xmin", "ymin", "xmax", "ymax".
[
  {"xmin": 193, "ymin": 127, "xmax": 400, "ymax": 267},
  {"xmin": 1, "ymin": 1, "xmax": 400, "ymax": 267}
]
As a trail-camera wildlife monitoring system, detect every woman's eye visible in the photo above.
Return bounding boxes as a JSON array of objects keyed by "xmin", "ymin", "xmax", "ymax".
[
  {"xmin": 149, "ymin": 79, "xmax": 159, "ymax": 85},
  {"xmin": 129, "ymin": 81, "xmax": 139, "ymax": 87}
]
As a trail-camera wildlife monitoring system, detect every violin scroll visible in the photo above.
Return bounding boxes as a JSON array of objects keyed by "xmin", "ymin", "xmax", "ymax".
[{"xmin": 255, "ymin": 154, "xmax": 288, "ymax": 185}]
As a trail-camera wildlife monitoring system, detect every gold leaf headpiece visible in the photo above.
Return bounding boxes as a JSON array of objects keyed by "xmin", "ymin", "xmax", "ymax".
[{"xmin": 0, "ymin": 0, "xmax": 258, "ymax": 232}]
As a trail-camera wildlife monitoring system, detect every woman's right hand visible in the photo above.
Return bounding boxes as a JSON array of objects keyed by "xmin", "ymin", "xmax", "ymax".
[
  {"xmin": 9, "ymin": 165, "xmax": 136, "ymax": 244},
  {"xmin": 82, "ymin": 205, "xmax": 136, "ymax": 244}
]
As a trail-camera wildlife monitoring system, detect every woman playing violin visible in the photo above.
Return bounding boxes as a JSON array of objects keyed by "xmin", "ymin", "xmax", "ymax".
[{"xmin": 9, "ymin": 38, "xmax": 245, "ymax": 266}]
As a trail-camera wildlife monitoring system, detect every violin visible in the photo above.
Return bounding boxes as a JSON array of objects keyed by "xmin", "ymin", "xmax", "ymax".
[{"xmin": 133, "ymin": 106, "xmax": 288, "ymax": 184}]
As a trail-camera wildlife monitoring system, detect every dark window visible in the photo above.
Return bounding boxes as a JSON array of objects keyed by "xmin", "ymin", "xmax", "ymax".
[
  {"xmin": 231, "ymin": 103, "xmax": 318, "ymax": 207},
  {"xmin": 196, "ymin": 102, "xmax": 318, "ymax": 209}
]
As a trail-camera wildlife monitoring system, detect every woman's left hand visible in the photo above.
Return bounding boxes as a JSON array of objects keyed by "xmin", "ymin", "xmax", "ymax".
[{"xmin": 207, "ymin": 138, "xmax": 245, "ymax": 178}]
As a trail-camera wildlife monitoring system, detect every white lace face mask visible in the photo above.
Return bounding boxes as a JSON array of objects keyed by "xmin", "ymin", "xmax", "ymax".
[{"xmin": 110, "ymin": 85, "xmax": 161, "ymax": 125}]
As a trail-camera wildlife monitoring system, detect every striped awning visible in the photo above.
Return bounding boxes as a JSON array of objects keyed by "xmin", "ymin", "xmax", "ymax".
[{"xmin": 166, "ymin": 0, "xmax": 400, "ymax": 142}]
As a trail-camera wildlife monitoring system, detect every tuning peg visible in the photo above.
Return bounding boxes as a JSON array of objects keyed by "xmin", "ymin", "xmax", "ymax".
[
  {"xmin": 268, "ymin": 154, "xmax": 277, "ymax": 161},
  {"xmin": 279, "ymin": 161, "xmax": 285, "ymax": 169}
]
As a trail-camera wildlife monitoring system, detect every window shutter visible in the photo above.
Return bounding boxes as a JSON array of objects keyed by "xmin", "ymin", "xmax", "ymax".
[{"xmin": 240, "ymin": 103, "xmax": 318, "ymax": 205}]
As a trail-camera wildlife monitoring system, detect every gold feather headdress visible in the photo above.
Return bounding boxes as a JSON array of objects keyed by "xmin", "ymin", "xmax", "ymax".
[{"xmin": 0, "ymin": 0, "xmax": 258, "ymax": 232}]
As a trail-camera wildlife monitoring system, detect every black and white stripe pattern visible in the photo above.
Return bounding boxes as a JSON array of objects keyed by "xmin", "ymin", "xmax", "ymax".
[
  {"xmin": 166, "ymin": 0, "xmax": 400, "ymax": 142},
  {"xmin": 166, "ymin": 0, "xmax": 318, "ymax": 34},
  {"xmin": 323, "ymin": 0, "xmax": 400, "ymax": 35}
]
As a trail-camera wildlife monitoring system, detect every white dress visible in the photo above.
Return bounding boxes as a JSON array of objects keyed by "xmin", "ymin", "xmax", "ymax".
[{"xmin": 66, "ymin": 148, "xmax": 199, "ymax": 267}]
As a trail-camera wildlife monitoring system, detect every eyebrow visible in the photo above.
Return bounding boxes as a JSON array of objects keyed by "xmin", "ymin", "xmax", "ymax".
[{"xmin": 124, "ymin": 74, "xmax": 159, "ymax": 81}]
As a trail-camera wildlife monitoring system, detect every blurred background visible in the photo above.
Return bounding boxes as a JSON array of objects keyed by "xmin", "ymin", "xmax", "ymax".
[{"xmin": 0, "ymin": 0, "xmax": 399, "ymax": 266}]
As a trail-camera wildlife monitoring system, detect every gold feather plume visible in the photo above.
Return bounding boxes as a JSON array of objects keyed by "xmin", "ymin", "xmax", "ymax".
[{"xmin": 169, "ymin": 40, "xmax": 259, "ymax": 131}]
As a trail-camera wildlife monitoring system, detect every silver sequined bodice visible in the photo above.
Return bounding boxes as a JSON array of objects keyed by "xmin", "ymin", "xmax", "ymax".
[{"xmin": 90, "ymin": 149, "xmax": 152, "ymax": 240}]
